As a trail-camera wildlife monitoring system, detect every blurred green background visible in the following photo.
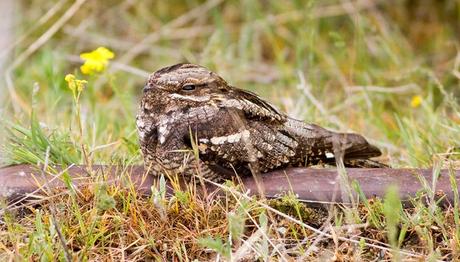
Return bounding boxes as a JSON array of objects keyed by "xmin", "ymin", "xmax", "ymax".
[{"xmin": 0, "ymin": 0, "xmax": 459, "ymax": 167}]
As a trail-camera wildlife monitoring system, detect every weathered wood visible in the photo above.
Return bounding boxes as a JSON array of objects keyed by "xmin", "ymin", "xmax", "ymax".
[{"xmin": 0, "ymin": 164, "xmax": 459, "ymax": 205}]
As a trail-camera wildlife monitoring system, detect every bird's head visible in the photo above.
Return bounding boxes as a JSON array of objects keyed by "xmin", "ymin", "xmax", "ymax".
[
  {"xmin": 143, "ymin": 63, "xmax": 229, "ymax": 104},
  {"xmin": 137, "ymin": 63, "xmax": 231, "ymax": 142}
]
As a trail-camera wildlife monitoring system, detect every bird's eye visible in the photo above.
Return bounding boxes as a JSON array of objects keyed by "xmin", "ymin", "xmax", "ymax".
[{"xmin": 182, "ymin": 84, "xmax": 196, "ymax": 91}]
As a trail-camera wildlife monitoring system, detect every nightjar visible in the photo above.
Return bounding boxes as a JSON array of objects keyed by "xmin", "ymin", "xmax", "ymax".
[{"xmin": 136, "ymin": 63, "xmax": 383, "ymax": 182}]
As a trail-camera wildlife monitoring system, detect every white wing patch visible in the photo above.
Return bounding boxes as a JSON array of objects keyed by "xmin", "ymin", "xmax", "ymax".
[
  {"xmin": 201, "ymin": 130, "xmax": 250, "ymax": 145},
  {"xmin": 325, "ymin": 152, "xmax": 335, "ymax": 158}
]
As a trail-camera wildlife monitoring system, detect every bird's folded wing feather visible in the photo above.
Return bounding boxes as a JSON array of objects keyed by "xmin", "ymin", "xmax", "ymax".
[{"xmin": 214, "ymin": 88, "xmax": 287, "ymax": 123}]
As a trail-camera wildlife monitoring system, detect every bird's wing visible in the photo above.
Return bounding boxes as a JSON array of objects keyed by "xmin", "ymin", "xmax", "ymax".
[{"xmin": 214, "ymin": 87, "xmax": 287, "ymax": 123}]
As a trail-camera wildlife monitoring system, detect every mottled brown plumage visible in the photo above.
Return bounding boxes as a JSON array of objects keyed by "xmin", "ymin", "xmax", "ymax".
[{"xmin": 136, "ymin": 63, "xmax": 383, "ymax": 182}]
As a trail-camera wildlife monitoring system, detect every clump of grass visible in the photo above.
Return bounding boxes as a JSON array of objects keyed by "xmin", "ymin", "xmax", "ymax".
[{"xmin": 4, "ymin": 116, "xmax": 80, "ymax": 166}]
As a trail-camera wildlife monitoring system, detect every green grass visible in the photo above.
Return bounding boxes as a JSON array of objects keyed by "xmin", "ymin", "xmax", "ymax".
[{"xmin": 1, "ymin": 0, "xmax": 460, "ymax": 260}]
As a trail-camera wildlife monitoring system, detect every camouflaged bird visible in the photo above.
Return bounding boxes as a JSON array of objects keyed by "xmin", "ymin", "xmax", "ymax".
[{"xmin": 136, "ymin": 63, "xmax": 383, "ymax": 182}]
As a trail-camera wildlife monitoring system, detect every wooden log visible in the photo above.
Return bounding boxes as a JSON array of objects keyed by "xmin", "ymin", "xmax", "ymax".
[{"xmin": 0, "ymin": 164, "xmax": 458, "ymax": 205}]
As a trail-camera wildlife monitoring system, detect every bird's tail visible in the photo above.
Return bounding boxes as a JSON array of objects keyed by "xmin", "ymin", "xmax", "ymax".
[
  {"xmin": 325, "ymin": 132, "xmax": 387, "ymax": 167},
  {"xmin": 285, "ymin": 121, "xmax": 385, "ymax": 166},
  {"xmin": 335, "ymin": 132, "xmax": 382, "ymax": 160}
]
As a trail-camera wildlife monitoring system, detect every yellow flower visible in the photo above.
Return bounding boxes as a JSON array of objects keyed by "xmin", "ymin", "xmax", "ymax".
[
  {"xmin": 410, "ymin": 95, "xmax": 423, "ymax": 108},
  {"xmin": 65, "ymin": 74, "xmax": 75, "ymax": 83},
  {"xmin": 65, "ymin": 74, "xmax": 87, "ymax": 93},
  {"xmin": 79, "ymin": 47, "xmax": 115, "ymax": 75}
]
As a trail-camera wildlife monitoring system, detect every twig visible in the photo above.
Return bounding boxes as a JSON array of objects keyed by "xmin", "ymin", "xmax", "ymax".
[
  {"xmin": 41, "ymin": 147, "xmax": 72, "ymax": 261},
  {"xmin": 5, "ymin": 0, "xmax": 87, "ymax": 113},
  {"xmin": 118, "ymin": 0, "xmax": 224, "ymax": 65},
  {"xmin": 255, "ymin": 0, "xmax": 382, "ymax": 27},
  {"xmin": 65, "ymin": 54, "xmax": 149, "ymax": 78},
  {"xmin": 64, "ymin": 25, "xmax": 215, "ymax": 53},
  {"xmin": 0, "ymin": 0, "xmax": 67, "ymax": 60},
  {"xmin": 232, "ymin": 229, "xmax": 264, "ymax": 260},
  {"xmin": 348, "ymin": 84, "xmax": 420, "ymax": 94},
  {"xmin": 296, "ymin": 70, "xmax": 346, "ymax": 130}
]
